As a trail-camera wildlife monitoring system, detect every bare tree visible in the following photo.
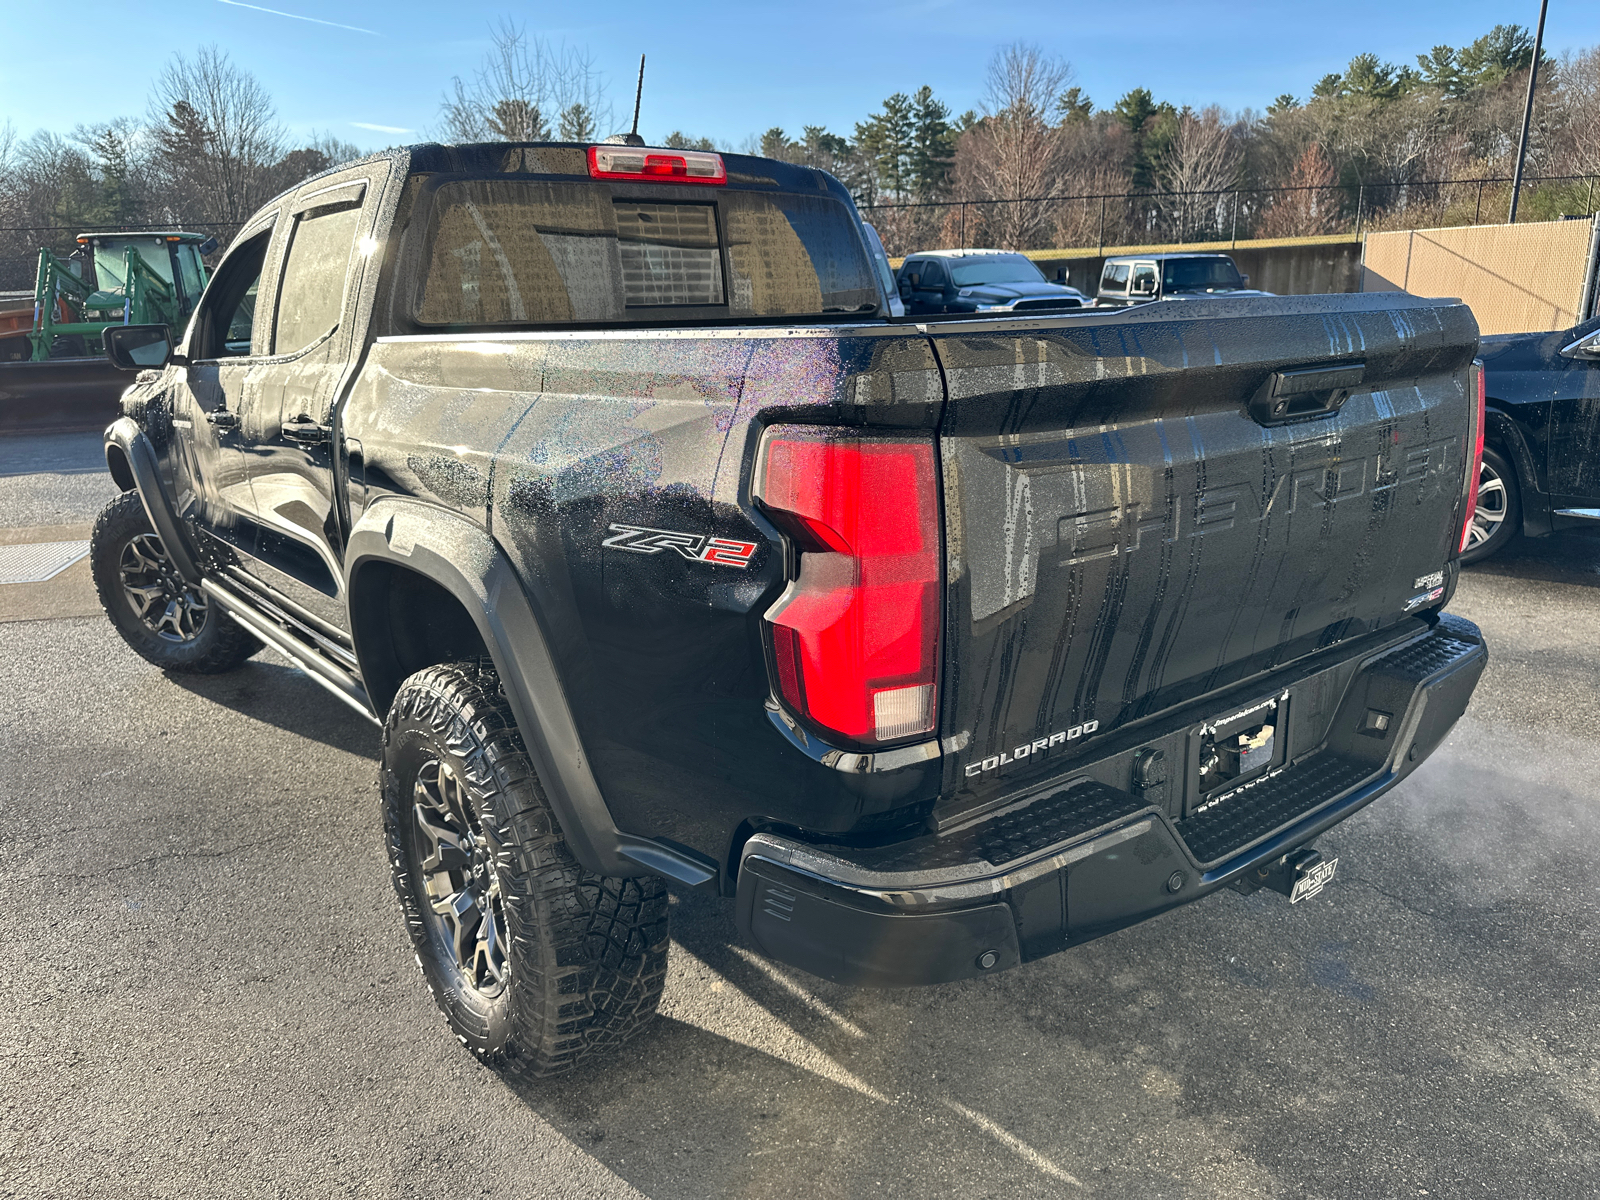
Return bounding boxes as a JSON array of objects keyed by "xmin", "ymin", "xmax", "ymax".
[
  {"xmin": 438, "ymin": 20, "xmax": 613, "ymax": 144},
  {"xmin": 1050, "ymin": 119, "xmax": 1132, "ymax": 247},
  {"xmin": 0, "ymin": 122, "xmax": 16, "ymax": 181},
  {"xmin": 1258, "ymin": 142, "xmax": 1341, "ymax": 236},
  {"xmin": 1556, "ymin": 46, "xmax": 1600, "ymax": 176},
  {"xmin": 955, "ymin": 44, "xmax": 1072, "ymax": 248},
  {"xmin": 1156, "ymin": 106, "xmax": 1244, "ymax": 240},
  {"xmin": 148, "ymin": 46, "xmax": 285, "ymax": 223}
]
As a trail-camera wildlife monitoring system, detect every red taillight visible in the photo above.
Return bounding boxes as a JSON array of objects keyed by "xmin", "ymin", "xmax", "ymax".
[
  {"xmin": 754, "ymin": 427, "xmax": 941, "ymax": 746},
  {"xmin": 1459, "ymin": 358, "xmax": 1486, "ymax": 554},
  {"xmin": 587, "ymin": 145, "xmax": 726, "ymax": 185}
]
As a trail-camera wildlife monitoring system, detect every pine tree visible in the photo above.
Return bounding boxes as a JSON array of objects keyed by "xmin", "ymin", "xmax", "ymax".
[
  {"xmin": 487, "ymin": 98, "xmax": 549, "ymax": 141},
  {"xmin": 1056, "ymin": 87, "xmax": 1093, "ymax": 124},
  {"xmin": 664, "ymin": 131, "xmax": 716, "ymax": 151},
  {"xmin": 87, "ymin": 124, "xmax": 138, "ymax": 225},
  {"xmin": 909, "ymin": 85, "xmax": 954, "ymax": 199},
  {"xmin": 855, "ymin": 92, "xmax": 915, "ymax": 200},
  {"xmin": 760, "ymin": 127, "xmax": 792, "ymax": 160},
  {"xmin": 1113, "ymin": 88, "xmax": 1175, "ymax": 190},
  {"xmin": 558, "ymin": 103, "xmax": 595, "ymax": 141}
]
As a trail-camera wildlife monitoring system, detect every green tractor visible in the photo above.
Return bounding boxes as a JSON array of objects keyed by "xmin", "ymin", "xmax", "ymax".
[
  {"xmin": 24, "ymin": 230, "xmax": 216, "ymax": 360},
  {"xmin": 0, "ymin": 231, "xmax": 217, "ymax": 432}
]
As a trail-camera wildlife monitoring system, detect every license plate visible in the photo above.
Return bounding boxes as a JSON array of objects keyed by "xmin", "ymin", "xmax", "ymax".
[{"xmin": 1290, "ymin": 856, "xmax": 1339, "ymax": 903}]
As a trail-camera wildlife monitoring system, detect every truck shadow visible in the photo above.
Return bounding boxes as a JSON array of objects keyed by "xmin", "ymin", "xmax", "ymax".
[
  {"xmin": 496, "ymin": 888, "xmax": 1098, "ymax": 1197},
  {"xmin": 1465, "ymin": 527, "xmax": 1600, "ymax": 587},
  {"xmin": 165, "ymin": 657, "xmax": 379, "ymax": 757}
]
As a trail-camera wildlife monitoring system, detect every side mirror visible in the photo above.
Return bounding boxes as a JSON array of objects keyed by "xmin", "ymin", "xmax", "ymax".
[
  {"xmin": 104, "ymin": 324, "xmax": 175, "ymax": 371},
  {"xmin": 1055, "ymin": 268, "xmax": 1067, "ymax": 283},
  {"xmin": 1240, "ymin": 272, "xmax": 1250, "ymax": 286},
  {"xmin": 197, "ymin": 236, "xmax": 219, "ymax": 256},
  {"xmin": 1560, "ymin": 329, "xmax": 1600, "ymax": 359}
]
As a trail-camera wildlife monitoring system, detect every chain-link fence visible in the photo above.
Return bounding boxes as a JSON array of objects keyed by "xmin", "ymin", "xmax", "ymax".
[{"xmin": 859, "ymin": 173, "xmax": 1600, "ymax": 258}]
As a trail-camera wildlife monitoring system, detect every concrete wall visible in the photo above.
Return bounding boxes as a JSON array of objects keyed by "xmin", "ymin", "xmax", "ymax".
[
  {"xmin": 1361, "ymin": 218, "xmax": 1600, "ymax": 335},
  {"xmin": 1024, "ymin": 236, "xmax": 1364, "ymax": 297}
]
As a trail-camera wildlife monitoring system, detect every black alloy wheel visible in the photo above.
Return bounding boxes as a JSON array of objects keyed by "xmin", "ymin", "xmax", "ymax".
[
  {"xmin": 90, "ymin": 492, "xmax": 261, "ymax": 672},
  {"xmin": 409, "ymin": 755, "xmax": 510, "ymax": 996},
  {"xmin": 118, "ymin": 530, "xmax": 209, "ymax": 643},
  {"xmin": 382, "ymin": 660, "xmax": 669, "ymax": 1078},
  {"xmin": 1460, "ymin": 446, "xmax": 1521, "ymax": 565}
]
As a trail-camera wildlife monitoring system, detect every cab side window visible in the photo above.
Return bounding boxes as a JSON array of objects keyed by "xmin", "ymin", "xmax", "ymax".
[
  {"xmin": 1102, "ymin": 263, "xmax": 1129, "ymax": 291},
  {"xmin": 920, "ymin": 261, "xmax": 948, "ymax": 289},
  {"xmin": 274, "ymin": 202, "xmax": 363, "ymax": 355},
  {"xmin": 1131, "ymin": 264, "xmax": 1157, "ymax": 295},
  {"xmin": 194, "ymin": 230, "xmax": 271, "ymax": 360}
]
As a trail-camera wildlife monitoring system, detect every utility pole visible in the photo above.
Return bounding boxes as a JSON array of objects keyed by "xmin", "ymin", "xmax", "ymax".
[{"xmin": 1508, "ymin": 0, "xmax": 1549, "ymax": 224}]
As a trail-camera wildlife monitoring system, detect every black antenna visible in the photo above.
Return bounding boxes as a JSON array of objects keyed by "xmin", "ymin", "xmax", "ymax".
[
  {"xmin": 630, "ymin": 55, "xmax": 646, "ymax": 140},
  {"xmin": 602, "ymin": 54, "xmax": 648, "ymax": 145}
]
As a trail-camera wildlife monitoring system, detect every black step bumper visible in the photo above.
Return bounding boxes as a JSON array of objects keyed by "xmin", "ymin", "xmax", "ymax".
[{"xmin": 736, "ymin": 615, "xmax": 1487, "ymax": 987}]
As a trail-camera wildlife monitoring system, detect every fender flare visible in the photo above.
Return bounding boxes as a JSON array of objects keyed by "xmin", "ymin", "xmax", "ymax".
[
  {"xmin": 103, "ymin": 416, "xmax": 203, "ymax": 584},
  {"xmin": 1484, "ymin": 404, "xmax": 1549, "ymax": 537},
  {"xmin": 345, "ymin": 499, "xmax": 713, "ymax": 885}
]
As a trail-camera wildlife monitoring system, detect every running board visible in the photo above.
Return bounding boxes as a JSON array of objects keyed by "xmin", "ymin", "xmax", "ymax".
[{"xmin": 201, "ymin": 577, "xmax": 379, "ymax": 725}]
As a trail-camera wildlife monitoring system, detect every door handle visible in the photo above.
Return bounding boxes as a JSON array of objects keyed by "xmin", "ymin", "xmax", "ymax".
[
  {"xmin": 282, "ymin": 418, "xmax": 329, "ymax": 445},
  {"xmin": 205, "ymin": 411, "xmax": 238, "ymax": 428}
]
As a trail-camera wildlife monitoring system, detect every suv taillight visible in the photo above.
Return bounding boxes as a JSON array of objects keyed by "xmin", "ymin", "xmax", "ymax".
[
  {"xmin": 1459, "ymin": 358, "xmax": 1486, "ymax": 554},
  {"xmin": 753, "ymin": 427, "xmax": 941, "ymax": 745}
]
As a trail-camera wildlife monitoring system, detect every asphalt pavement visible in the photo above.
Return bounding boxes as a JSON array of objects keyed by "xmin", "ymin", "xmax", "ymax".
[{"xmin": 3, "ymin": 432, "xmax": 1599, "ymax": 1198}]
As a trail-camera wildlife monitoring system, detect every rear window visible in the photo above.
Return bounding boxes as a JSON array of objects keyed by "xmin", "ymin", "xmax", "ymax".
[
  {"xmin": 1101, "ymin": 263, "xmax": 1130, "ymax": 290},
  {"xmin": 410, "ymin": 178, "xmax": 879, "ymax": 327}
]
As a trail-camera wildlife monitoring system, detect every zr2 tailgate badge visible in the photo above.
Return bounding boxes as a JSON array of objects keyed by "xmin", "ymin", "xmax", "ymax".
[{"xmin": 602, "ymin": 523, "xmax": 758, "ymax": 568}]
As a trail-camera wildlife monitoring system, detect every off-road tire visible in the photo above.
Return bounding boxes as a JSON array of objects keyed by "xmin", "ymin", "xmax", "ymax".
[
  {"xmin": 90, "ymin": 492, "xmax": 261, "ymax": 673},
  {"xmin": 382, "ymin": 660, "xmax": 669, "ymax": 1078},
  {"xmin": 1461, "ymin": 446, "xmax": 1521, "ymax": 565}
]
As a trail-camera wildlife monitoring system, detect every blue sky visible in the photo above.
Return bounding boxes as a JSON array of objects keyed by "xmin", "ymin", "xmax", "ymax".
[{"xmin": 5, "ymin": 1, "xmax": 1600, "ymax": 153}]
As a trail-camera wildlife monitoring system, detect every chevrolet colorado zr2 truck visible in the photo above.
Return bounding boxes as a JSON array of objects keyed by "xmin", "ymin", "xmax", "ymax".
[{"xmin": 88, "ymin": 141, "xmax": 1488, "ymax": 1078}]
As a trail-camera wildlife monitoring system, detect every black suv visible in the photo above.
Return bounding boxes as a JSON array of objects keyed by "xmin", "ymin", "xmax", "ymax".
[{"xmin": 897, "ymin": 250, "xmax": 1087, "ymax": 316}]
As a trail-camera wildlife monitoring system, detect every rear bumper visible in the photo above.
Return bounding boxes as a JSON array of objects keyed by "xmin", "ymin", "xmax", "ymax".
[{"xmin": 736, "ymin": 615, "xmax": 1487, "ymax": 987}]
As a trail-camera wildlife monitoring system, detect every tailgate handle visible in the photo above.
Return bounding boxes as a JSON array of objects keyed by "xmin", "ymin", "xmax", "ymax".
[{"xmin": 1250, "ymin": 362, "xmax": 1365, "ymax": 425}]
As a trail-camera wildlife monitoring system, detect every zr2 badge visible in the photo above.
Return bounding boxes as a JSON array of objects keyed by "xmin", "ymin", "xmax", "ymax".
[{"xmin": 602, "ymin": 523, "xmax": 758, "ymax": 568}]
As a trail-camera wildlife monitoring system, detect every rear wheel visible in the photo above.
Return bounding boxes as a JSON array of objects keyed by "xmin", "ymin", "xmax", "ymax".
[
  {"xmin": 1460, "ymin": 446, "xmax": 1521, "ymax": 565},
  {"xmin": 90, "ymin": 492, "xmax": 261, "ymax": 672},
  {"xmin": 382, "ymin": 660, "xmax": 669, "ymax": 1078}
]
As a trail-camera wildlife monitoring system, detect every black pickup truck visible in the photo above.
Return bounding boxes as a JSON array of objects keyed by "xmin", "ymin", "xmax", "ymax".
[{"xmin": 90, "ymin": 141, "xmax": 1488, "ymax": 1079}]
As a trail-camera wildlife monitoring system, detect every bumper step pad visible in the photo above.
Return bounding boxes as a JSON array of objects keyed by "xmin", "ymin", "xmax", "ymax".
[
  {"xmin": 1178, "ymin": 753, "xmax": 1374, "ymax": 865},
  {"xmin": 815, "ymin": 779, "xmax": 1147, "ymax": 877},
  {"xmin": 1177, "ymin": 617, "xmax": 1486, "ymax": 867}
]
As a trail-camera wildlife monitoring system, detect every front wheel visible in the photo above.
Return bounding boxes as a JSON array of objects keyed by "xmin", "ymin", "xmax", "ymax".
[
  {"xmin": 381, "ymin": 660, "xmax": 669, "ymax": 1078},
  {"xmin": 1460, "ymin": 446, "xmax": 1521, "ymax": 565},
  {"xmin": 90, "ymin": 492, "xmax": 261, "ymax": 672}
]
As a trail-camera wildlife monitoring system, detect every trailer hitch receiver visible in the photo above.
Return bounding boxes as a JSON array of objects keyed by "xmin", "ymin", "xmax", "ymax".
[{"xmin": 1230, "ymin": 846, "xmax": 1339, "ymax": 903}]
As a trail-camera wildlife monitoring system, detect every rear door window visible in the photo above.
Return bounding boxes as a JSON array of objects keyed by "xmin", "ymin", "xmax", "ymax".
[
  {"xmin": 274, "ymin": 203, "xmax": 363, "ymax": 354},
  {"xmin": 410, "ymin": 178, "xmax": 878, "ymax": 327}
]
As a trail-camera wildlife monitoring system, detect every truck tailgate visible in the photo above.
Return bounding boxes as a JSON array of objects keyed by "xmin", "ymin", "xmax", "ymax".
[{"xmin": 932, "ymin": 294, "xmax": 1478, "ymax": 785}]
